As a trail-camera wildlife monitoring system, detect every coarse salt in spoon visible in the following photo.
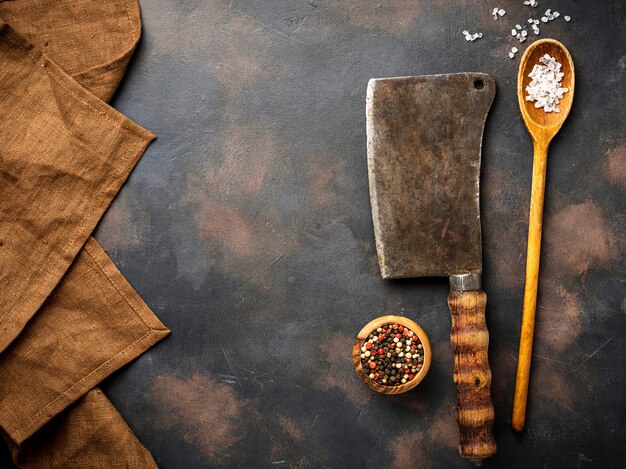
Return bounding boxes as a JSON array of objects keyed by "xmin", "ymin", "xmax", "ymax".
[{"xmin": 512, "ymin": 38, "xmax": 575, "ymax": 432}]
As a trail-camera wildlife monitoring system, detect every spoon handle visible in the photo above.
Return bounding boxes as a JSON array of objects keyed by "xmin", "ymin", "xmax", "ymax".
[{"xmin": 512, "ymin": 140, "xmax": 549, "ymax": 431}]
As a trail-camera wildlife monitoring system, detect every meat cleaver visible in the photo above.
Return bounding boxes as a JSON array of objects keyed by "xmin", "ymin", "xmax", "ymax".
[{"xmin": 366, "ymin": 73, "xmax": 496, "ymax": 462}]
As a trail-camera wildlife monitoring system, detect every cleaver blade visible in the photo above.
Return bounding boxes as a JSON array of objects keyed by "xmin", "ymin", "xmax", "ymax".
[
  {"xmin": 366, "ymin": 73, "xmax": 497, "ymax": 463},
  {"xmin": 367, "ymin": 73, "xmax": 493, "ymax": 280}
]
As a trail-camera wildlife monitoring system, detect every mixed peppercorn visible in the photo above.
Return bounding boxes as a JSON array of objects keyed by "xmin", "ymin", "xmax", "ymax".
[{"xmin": 359, "ymin": 323, "xmax": 424, "ymax": 386}]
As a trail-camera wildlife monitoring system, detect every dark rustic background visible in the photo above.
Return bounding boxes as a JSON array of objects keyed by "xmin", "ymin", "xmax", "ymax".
[{"xmin": 3, "ymin": 1, "xmax": 625, "ymax": 467}]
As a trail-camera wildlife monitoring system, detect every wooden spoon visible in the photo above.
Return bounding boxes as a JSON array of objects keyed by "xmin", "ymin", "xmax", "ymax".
[{"xmin": 512, "ymin": 39, "xmax": 575, "ymax": 432}]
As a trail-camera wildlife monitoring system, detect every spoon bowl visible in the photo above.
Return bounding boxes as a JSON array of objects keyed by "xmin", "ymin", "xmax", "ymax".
[{"xmin": 517, "ymin": 38, "xmax": 575, "ymax": 140}]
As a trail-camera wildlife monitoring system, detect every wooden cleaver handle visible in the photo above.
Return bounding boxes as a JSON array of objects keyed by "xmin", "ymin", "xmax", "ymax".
[{"xmin": 448, "ymin": 290, "xmax": 496, "ymax": 463}]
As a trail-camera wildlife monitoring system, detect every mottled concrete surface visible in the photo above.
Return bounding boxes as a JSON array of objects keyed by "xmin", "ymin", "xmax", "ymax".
[{"xmin": 2, "ymin": 1, "xmax": 624, "ymax": 468}]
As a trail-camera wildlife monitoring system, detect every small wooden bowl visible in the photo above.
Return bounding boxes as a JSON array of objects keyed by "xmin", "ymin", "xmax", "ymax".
[{"xmin": 353, "ymin": 315, "xmax": 432, "ymax": 394}]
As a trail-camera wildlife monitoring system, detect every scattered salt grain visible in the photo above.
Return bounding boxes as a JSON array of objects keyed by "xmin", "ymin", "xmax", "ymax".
[
  {"xmin": 525, "ymin": 54, "xmax": 569, "ymax": 113},
  {"xmin": 463, "ymin": 30, "xmax": 483, "ymax": 42},
  {"xmin": 542, "ymin": 9, "xmax": 558, "ymax": 22},
  {"xmin": 492, "ymin": 8, "xmax": 506, "ymax": 20},
  {"xmin": 512, "ymin": 23, "xmax": 529, "ymax": 43},
  {"xmin": 464, "ymin": 2, "xmax": 571, "ymax": 51}
]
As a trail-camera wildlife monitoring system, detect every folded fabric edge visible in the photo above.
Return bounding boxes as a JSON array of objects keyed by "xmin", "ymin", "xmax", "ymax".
[
  {"xmin": 70, "ymin": 0, "xmax": 144, "ymax": 102},
  {"xmin": 72, "ymin": 45, "xmax": 137, "ymax": 103},
  {"xmin": 2, "ymin": 238, "xmax": 170, "ymax": 445},
  {"xmin": 0, "ymin": 20, "xmax": 154, "ymax": 143},
  {"xmin": 84, "ymin": 237, "xmax": 169, "ymax": 333},
  {"xmin": 5, "ymin": 329, "xmax": 169, "ymax": 445},
  {"xmin": 9, "ymin": 388, "xmax": 158, "ymax": 469}
]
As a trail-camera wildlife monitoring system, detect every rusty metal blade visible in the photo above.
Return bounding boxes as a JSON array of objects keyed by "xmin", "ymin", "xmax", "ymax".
[{"xmin": 367, "ymin": 73, "xmax": 495, "ymax": 279}]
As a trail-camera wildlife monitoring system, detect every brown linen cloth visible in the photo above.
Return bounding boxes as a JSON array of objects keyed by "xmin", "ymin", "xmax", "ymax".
[
  {"xmin": 0, "ymin": 10, "xmax": 151, "ymax": 352},
  {"xmin": 10, "ymin": 389, "xmax": 158, "ymax": 468},
  {"xmin": 0, "ymin": 1, "xmax": 168, "ymax": 467},
  {"xmin": 0, "ymin": 0, "xmax": 142, "ymax": 103},
  {"xmin": 0, "ymin": 237, "xmax": 169, "ymax": 445}
]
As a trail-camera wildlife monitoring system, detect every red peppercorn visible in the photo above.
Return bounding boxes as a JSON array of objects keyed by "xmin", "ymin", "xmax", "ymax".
[
  {"xmin": 369, "ymin": 362, "xmax": 376, "ymax": 369},
  {"xmin": 409, "ymin": 374, "xmax": 415, "ymax": 380},
  {"xmin": 395, "ymin": 333, "xmax": 402, "ymax": 339},
  {"xmin": 398, "ymin": 326, "xmax": 404, "ymax": 332},
  {"xmin": 378, "ymin": 348, "xmax": 384, "ymax": 355},
  {"xmin": 365, "ymin": 342, "xmax": 373, "ymax": 349}
]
